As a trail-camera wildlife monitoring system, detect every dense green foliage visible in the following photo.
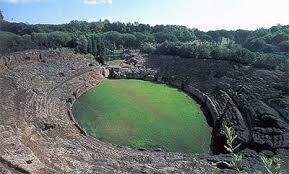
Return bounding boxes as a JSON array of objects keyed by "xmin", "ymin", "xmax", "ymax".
[
  {"xmin": 72, "ymin": 80, "xmax": 211, "ymax": 153},
  {"xmin": 152, "ymin": 41, "xmax": 289, "ymax": 70},
  {"xmin": 2, "ymin": 19, "xmax": 289, "ymax": 54},
  {"xmin": 1, "ymin": 10, "xmax": 289, "ymax": 69}
]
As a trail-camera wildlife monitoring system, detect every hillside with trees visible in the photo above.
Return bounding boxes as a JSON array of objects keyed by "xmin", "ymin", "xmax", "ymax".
[{"xmin": 1, "ymin": 10, "xmax": 289, "ymax": 70}]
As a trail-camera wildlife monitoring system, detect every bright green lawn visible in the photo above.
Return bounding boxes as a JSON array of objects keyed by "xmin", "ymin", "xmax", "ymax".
[{"xmin": 72, "ymin": 79, "xmax": 211, "ymax": 153}]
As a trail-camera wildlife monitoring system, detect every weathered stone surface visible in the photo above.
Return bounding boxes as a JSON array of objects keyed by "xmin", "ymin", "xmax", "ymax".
[
  {"xmin": 2, "ymin": 50, "xmax": 289, "ymax": 173},
  {"xmin": 0, "ymin": 50, "xmax": 220, "ymax": 174}
]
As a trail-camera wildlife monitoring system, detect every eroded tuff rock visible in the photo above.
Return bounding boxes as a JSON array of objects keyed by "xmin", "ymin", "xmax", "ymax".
[
  {"xmin": 109, "ymin": 54, "xmax": 289, "ymax": 172},
  {"xmin": 0, "ymin": 50, "xmax": 220, "ymax": 174}
]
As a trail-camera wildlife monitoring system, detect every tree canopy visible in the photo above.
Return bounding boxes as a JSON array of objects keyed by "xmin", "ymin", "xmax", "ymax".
[{"xmin": 0, "ymin": 11, "xmax": 289, "ymax": 70}]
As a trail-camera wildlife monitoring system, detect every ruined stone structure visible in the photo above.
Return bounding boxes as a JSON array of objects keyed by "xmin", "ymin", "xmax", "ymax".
[
  {"xmin": 1, "ymin": 50, "xmax": 289, "ymax": 173},
  {"xmin": 0, "ymin": 50, "xmax": 218, "ymax": 174}
]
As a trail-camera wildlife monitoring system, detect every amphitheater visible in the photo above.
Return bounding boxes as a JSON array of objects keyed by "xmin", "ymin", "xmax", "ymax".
[{"xmin": 1, "ymin": 50, "xmax": 289, "ymax": 173}]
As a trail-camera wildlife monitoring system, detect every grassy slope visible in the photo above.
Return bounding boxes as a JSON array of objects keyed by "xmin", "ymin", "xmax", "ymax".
[{"xmin": 72, "ymin": 79, "xmax": 211, "ymax": 153}]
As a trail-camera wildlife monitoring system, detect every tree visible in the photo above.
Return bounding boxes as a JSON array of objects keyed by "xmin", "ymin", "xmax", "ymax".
[
  {"xmin": 20, "ymin": 34, "xmax": 35, "ymax": 49},
  {"xmin": 89, "ymin": 21, "xmax": 104, "ymax": 32},
  {"xmin": 245, "ymin": 38, "xmax": 267, "ymax": 52},
  {"xmin": 0, "ymin": 10, "xmax": 3, "ymax": 21},
  {"xmin": 0, "ymin": 32, "xmax": 21, "ymax": 53},
  {"xmin": 255, "ymin": 28, "xmax": 271, "ymax": 38},
  {"xmin": 103, "ymin": 31, "xmax": 122, "ymax": 48},
  {"xmin": 154, "ymin": 32, "xmax": 178, "ymax": 43},
  {"xmin": 163, "ymin": 26, "xmax": 196, "ymax": 42},
  {"xmin": 177, "ymin": 43, "xmax": 198, "ymax": 58},
  {"xmin": 134, "ymin": 32, "xmax": 155, "ymax": 47},
  {"xmin": 272, "ymin": 33, "xmax": 289, "ymax": 44},
  {"xmin": 31, "ymin": 32, "xmax": 49, "ymax": 47},
  {"xmin": 47, "ymin": 31, "xmax": 72, "ymax": 48},
  {"xmin": 234, "ymin": 29, "xmax": 251, "ymax": 45},
  {"xmin": 140, "ymin": 42, "xmax": 156, "ymax": 54},
  {"xmin": 121, "ymin": 33, "xmax": 137, "ymax": 49},
  {"xmin": 194, "ymin": 29, "xmax": 213, "ymax": 41},
  {"xmin": 278, "ymin": 41, "xmax": 289, "ymax": 52},
  {"xmin": 74, "ymin": 35, "xmax": 88, "ymax": 54},
  {"xmin": 154, "ymin": 41, "xmax": 180, "ymax": 55},
  {"xmin": 67, "ymin": 20, "xmax": 90, "ymax": 33}
]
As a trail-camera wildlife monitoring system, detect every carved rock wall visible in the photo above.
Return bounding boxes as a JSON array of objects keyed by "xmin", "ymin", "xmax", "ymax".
[{"xmin": 0, "ymin": 50, "xmax": 218, "ymax": 174}]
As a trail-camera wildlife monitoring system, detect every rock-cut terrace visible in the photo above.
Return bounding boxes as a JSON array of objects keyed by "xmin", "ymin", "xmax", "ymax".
[
  {"xmin": 1, "ymin": 49, "xmax": 289, "ymax": 173},
  {"xmin": 0, "ymin": 50, "xmax": 217, "ymax": 174}
]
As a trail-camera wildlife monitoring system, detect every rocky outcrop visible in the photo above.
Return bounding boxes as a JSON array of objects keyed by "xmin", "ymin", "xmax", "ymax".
[
  {"xmin": 0, "ymin": 50, "xmax": 220, "ymax": 174},
  {"xmin": 110, "ymin": 54, "xmax": 289, "ymax": 171}
]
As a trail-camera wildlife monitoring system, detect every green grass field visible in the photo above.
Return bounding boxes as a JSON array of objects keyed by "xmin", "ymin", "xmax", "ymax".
[{"xmin": 72, "ymin": 79, "xmax": 211, "ymax": 153}]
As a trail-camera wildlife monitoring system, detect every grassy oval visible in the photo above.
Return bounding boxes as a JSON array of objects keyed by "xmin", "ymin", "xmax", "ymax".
[{"xmin": 72, "ymin": 79, "xmax": 211, "ymax": 153}]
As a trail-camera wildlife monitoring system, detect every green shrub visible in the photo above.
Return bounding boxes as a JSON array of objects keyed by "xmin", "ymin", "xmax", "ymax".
[
  {"xmin": 140, "ymin": 42, "xmax": 156, "ymax": 54},
  {"xmin": 261, "ymin": 156, "xmax": 284, "ymax": 174},
  {"xmin": 224, "ymin": 126, "xmax": 244, "ymax": 173},
  {"xmin": 223, "ymin": 126, "xmax": 285, "ymax": 174}
]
